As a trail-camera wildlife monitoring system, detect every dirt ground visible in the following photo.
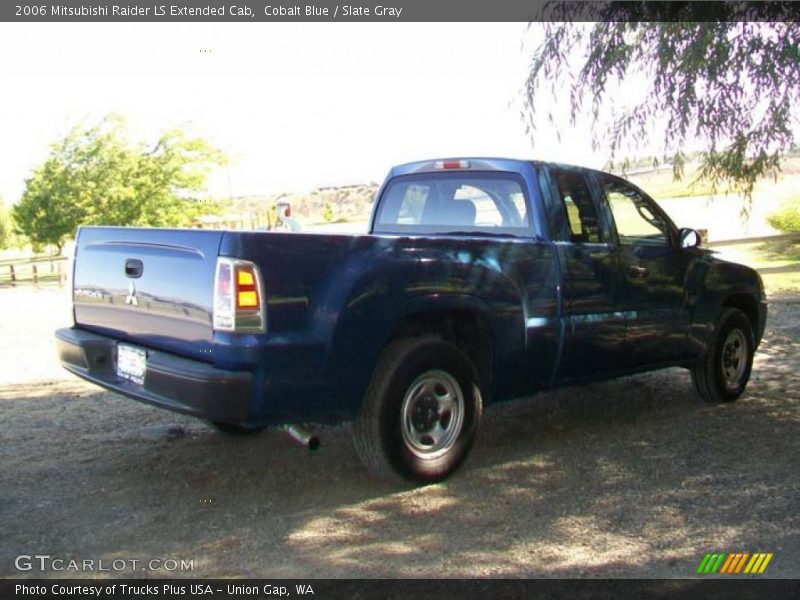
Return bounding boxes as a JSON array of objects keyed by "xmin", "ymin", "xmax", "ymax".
[{"xmin": 0, "ymin": 287, "xmax": 798, "ymax": 579}]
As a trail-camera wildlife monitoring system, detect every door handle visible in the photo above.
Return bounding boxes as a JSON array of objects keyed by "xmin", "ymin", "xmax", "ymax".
[
  {"xmin": 628, "ymin": 265, "xmax": 649, "ymax": 279},
  {"xmin": 125, "ymin": 259, "xmax": 143, "ymax": 278}
]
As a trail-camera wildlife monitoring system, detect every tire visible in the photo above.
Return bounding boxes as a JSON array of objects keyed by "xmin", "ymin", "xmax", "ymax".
[
  {"xmin": 207, "ymin": 421, "xmax": 265, "ymax": 436},
  {"xmin": 691, "ymin": 308, "xmax": 755, "ymax": 404},
  {"xmin": 353, "ymin": 336, "xmax": 483, "ymax": 484}
]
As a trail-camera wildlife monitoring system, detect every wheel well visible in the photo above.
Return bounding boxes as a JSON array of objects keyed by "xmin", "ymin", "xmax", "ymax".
[
  {"xmin": 389, "ymin": 310, "xmax": 493, "ymax": 393},
  {"xmin": 723, "ymin": 293, "xmax": 758, "ymax": 332}
]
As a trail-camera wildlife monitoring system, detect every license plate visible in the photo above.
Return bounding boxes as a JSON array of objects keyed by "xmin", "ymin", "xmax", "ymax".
[{"xmin": 117, "ymin": 344, "xmax": 146, "ymax": 385}]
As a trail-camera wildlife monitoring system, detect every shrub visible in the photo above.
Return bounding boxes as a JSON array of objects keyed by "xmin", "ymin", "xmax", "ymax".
[
  {"xmin": 0, "ymin": 201, "xmax": 14, "ymax": 250},
  {"xmin": 767, "ymin": 199, "xmax": 800, "ymax": 233}
]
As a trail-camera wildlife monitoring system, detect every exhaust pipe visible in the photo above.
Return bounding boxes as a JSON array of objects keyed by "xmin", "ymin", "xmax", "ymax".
[{"xmin": 284, "ymin": 425, "xmax": 320, "ymax": 451}]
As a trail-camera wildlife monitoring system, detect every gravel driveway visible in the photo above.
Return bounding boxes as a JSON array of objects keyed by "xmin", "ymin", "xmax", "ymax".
[{"xmin": 0, "ymin": 287, "xmax": 797, "ymax": 578}]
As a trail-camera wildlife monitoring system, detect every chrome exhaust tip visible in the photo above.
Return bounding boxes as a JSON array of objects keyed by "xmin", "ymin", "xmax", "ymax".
[{"xmin": 284, "ymin": 425, "xmax": 320, "ymax": 451}]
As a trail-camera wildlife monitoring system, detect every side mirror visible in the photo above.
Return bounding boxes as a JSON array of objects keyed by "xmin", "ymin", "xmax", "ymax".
[{"xmin": 678, "ymin": 228, "xmax": 701, "ymax": 248}]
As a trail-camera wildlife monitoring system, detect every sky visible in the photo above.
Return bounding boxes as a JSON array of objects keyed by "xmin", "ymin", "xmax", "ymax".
[{"xmin": 0, "ymin": 22, "xmax": 606, "ymax": 204}]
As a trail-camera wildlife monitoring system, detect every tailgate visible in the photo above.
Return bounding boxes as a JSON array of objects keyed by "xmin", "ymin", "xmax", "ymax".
[{"xmin": 72, "ymin": 227, "xmax": 223, "ymax": 362}]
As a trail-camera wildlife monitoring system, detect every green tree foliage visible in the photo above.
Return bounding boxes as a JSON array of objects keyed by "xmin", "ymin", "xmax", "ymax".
[
  {"xmin": 0, "ymin": 198, "xmax": 12, "ymax": 250},
  {"xmin": 767, "ymin": 199, "xmax": 800, "ymax": 233},
  {"xmin": 524, "ymin": 3, "xmax": 800, "ymax": 197},
  {"xmin": 321, "ymin": 202, "xmax": 335, "ymax": 223},
  {"xmin": 14, "ymin": 115, "xmax": 226, "ymax": 251}
]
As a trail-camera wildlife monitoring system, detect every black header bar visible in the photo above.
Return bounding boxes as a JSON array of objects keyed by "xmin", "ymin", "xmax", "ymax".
[
  {"xmin": 2, "ymin": 579, "xmax": 800, "ymax": 600},
  {"xmin": 3, "ymin": 1, "xmax": 800, "ymax": 22}
]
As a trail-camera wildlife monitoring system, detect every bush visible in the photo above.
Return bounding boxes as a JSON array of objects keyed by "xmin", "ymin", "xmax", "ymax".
[
  {"xmin": 767, "ymin": 199, "xmax": 800, "ymax": 233},
  {"xmin": 321, "ymin": 203, "xmax": 335, "ymax": 223},
  {"xmin": 0, "ymin": 201, "xmax": 14, "ymax": 250}
]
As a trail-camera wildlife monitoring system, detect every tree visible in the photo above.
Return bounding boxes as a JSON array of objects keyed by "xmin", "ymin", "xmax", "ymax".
[
  {"xmin": 523, "ymin": 2, "xmax": 800, "ymax": 197},
  {"xmin": 0, "ymin": 198, "xmax": 12, "ymax": 250},
  {"xmin": 14, "ymin": 115, "xmax": 226, "ymax": 251}
]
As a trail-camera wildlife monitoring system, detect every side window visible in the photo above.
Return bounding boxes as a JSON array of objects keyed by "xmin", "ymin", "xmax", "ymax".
[
  {"xmin": 551, "ymin": 169, "xmax": 604, "ymax": 243},
  {"xmin": 601, "ymin": 176, "xmax": 669, "ymax": 246}
]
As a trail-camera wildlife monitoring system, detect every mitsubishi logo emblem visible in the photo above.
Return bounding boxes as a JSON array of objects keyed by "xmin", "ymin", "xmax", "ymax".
[{"xmin": 125, "ymin": 281, "xmax": 139, "ymax": 306}]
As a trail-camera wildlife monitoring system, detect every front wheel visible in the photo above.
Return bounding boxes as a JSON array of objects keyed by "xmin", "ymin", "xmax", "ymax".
[
  {"xmin": 691, "ymin": 308, "xmax": 755, "ymax": 404},
  {"xmin": 353, "ymin": 336, "xmax": 483, "ymax": 484}
]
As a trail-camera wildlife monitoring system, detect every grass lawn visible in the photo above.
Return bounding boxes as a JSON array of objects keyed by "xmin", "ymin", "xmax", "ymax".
[
  {"xmin": 627, "ymin": 155, "xmax": 800, "ymax": 204},
  {"xmin": 712, "ymin": 237, "xmax": 800, "ymax": 296}
]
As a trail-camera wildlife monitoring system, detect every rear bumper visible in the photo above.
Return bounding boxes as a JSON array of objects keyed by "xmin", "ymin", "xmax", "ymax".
[{"xmin": 55, "ymin": 327, "xmax": 253, "ymax": 424}]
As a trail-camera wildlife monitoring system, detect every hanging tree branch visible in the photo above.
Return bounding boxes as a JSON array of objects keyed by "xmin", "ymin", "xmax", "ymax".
[{"xmin": 523, "ymin": 1, "xmax": 800, "ymax": 199}]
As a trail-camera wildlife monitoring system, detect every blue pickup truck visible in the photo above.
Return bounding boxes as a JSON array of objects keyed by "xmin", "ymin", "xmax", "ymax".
[{"xmin": 56, "ymin": 158, "xmax": 767, "ymax": 483}]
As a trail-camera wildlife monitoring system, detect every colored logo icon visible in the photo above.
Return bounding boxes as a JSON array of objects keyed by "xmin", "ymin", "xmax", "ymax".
[{"xmin": 697, "ymin": 552, "xmax": 773, "ymax": 574}]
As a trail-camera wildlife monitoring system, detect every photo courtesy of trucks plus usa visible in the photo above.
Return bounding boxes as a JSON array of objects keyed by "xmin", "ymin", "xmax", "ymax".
[{"xmin": 56, "ymin": 158, "xmax": 767, "ymax": 484}]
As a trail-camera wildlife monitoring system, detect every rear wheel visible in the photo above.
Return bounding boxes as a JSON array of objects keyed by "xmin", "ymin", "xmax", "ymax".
[
  {"xmin": 353, "ymin": 336, "xmax": 483, "ymax": 484},
  {"xmin": 691, "ymin": 308, "xmax": 755, "ymax": 404}
]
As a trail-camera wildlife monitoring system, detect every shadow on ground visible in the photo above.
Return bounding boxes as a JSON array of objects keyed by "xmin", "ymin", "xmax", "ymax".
[{"xmin": 0, "ymin": 301, "xmax": 797, "ymax": 578}]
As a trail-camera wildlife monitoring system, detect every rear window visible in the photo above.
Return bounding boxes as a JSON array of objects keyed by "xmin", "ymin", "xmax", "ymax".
[{"xmin": 373, "ymin": 172, "xmax": 531, "ymax": 236}]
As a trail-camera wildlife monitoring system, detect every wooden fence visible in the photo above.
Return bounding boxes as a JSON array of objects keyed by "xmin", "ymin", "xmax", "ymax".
[
  {"xmin": 706, "ymin": 233, "xmax": 800, "ymax": 275},
  {"xmin": 0, "ymin": 255, "xmax": 69, "ymax": 286},
  {"xmin": 706, "ymin": 232, "xmax": 800, "ymax": 248}
]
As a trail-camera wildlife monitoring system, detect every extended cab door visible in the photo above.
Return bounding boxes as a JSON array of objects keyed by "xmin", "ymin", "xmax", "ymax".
[
  {"xmin": 543, "ymin": 166, "xmax": 627, "ymax": 380},
  {"xmin": 594, "ymin": 173, "xmax": 693, "ymax": 365}
]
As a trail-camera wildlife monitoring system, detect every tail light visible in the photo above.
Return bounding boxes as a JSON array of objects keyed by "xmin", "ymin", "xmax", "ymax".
[{"xmin": 213, "ymin": 258, "xmax": 266, "ymax": 332}]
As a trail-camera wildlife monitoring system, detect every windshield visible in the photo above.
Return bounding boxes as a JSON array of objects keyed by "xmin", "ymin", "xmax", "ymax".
[{"xmin": 373, "ymin": 172, "xmax": 532, "ymax": 236}]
